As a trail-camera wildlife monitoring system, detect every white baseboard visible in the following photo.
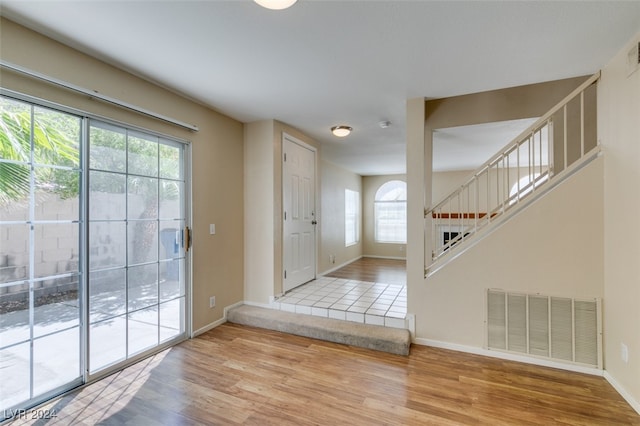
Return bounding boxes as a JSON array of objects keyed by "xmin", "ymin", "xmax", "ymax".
[
  {"xmin": 191, "ymin": 300, "xmax": 245, "ymax": 337},
  {"xmin": 270, "ymin": 294, "xmax": 283, "ymax": 303},
  {"xmin": 224, "ymin": 300, "xmax": 246, "ymax": 316},
  {"xmin": 363, "ymin": 255, "xmax": 407, "ymax": 260},
  {"xmin": 319, "ymin": 254, "xmax": 407, "ymax": 276},
  {"xmin": 192, "ymin": 317, "xmax": 226, "ymax": 337},
  {"xmin": 604, "ymin": 371, "xmax": 640, "ymax": 415},
  {"xmin": 320, "ymin": 255, "xmax": 363, "ymax": 275},
  {"xmin": 406, "ymin": 313, "xmax": 416, "ymax": 339},
  {"xmin": 413, "ymin": 337, "xmax": 603, "ymax": 377}
]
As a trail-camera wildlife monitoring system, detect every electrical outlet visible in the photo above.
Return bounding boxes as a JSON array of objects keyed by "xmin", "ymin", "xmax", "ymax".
[
  {"xmin": 209, "ymin": 224, "xmax": 216, "ymax": 235},
  {"xmin": 209, "ymin": 296, "xmax": 216, "ymax": 308},
  {"xmin": 621, "ymin": 343, "xmax": 629, "ymax": 363}
]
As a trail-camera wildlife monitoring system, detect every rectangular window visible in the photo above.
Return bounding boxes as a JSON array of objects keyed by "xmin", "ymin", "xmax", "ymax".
[
  {"xmin": 345, "ymin": 189, "xmax": 359, "ymax": 246},
  {"xmin": 374, "ymin": 201, "xmax": 407, "ymax": 243}
]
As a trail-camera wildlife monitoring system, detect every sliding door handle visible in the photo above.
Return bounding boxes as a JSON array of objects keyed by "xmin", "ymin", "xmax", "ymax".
[{"xmin": 184, "ymin": 226, "xmax": 192, "ymax": 252}]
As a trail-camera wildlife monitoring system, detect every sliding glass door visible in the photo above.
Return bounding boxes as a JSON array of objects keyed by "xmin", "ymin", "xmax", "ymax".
[
  {"xmin": 0, "ymin": 96, "xmax": 83, "ymax": 410},
  {"xmin": 0, "ymin": 94, "xmax": 189, "ymax": 415},
  {"xmin": 87, "ymin": 120, "xmax": 187, "ymax": 375}
]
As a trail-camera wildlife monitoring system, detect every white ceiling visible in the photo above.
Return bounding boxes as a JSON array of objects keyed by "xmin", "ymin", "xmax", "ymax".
[
  {"xmin": 1, "ymin": 1, "xmax": 639, "ymax": 175},
  {"xmin": 433, "ymin": 118, "xmax": 540, "ymax": 172}
]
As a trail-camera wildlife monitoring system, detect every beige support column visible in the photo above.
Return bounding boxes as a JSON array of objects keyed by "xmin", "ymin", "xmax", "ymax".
[{"xmin": 406, "ymin": 97, "xmax": 428, "ymax": 332}]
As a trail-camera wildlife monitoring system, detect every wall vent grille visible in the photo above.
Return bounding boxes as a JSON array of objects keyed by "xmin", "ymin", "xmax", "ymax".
[{"xmin": 487, "ymin": 289, "xmax": 601, "ymax": 368}]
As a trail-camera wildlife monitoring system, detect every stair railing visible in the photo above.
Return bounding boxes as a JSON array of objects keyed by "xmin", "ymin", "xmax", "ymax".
[{"xmin": 426, "ymin": 72, "xmax": 601, "ymax": 268}]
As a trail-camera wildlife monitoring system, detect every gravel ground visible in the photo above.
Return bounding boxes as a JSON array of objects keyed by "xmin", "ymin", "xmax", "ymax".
[{"xmin": 0, "ymin": 290, "xmax": 78, "ymax": 315}]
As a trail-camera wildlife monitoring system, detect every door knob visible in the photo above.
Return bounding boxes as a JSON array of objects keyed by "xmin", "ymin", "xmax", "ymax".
[{"xmin": 311, "ymin": 220, "xmax": 317, "ymax": 225}]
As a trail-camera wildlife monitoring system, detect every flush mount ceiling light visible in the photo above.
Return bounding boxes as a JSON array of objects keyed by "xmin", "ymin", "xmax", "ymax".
[
  {"xmin": 331, "ymin": 125, "xmax": 352, "ymax": 137},
  {"xmin": 254, "ymin": 0, "xmax": 297, "ymax": 10}
]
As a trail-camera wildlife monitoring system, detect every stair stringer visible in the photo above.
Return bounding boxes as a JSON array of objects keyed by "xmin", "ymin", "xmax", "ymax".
[
  {"xmin": 414, "ymin": 155, "xmax": 604, "ymax": 351},
  {"xmin": 426, "ymin": 147, "xmax": 601, "ymax": 277}
]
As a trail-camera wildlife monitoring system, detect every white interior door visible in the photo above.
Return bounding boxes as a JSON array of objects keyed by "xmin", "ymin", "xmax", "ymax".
[{"xmin": 283, "ymin": 135, "xmax": 316, "ymax": 292}]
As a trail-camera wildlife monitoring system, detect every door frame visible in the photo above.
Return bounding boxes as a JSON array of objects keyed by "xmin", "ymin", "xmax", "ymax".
[
  {"xmin": 84, "ymin": 117, "xmax": 193, "ymax": 383},
  {"xmin": 281, "ymin": 132, "xmax": 318, "ymax": 293},
  {"xmin": 0, "ymin": 88, "xmax": 193, "ymax": 413}
]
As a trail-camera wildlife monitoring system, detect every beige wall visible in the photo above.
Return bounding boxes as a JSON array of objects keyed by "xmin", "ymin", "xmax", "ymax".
[
  {"xmin": 432, "ymin": 170, "xmax": 472, "ymax": 204},
  {"xmin": 406, "ymin": 97, "xmax": 427, "ymax": 319},
  {"xmin": 0, "ymin": 18, "xmax": 245, "ymax": 332},
  {"xmin": 407, "ymin": 77, "xmax": 591, "ymax": 310},
  {"xmin": 407, "ymin": 42, "xmax": 640, "ymax": 411},
  {"xmin": 243, "ymin": 120, "xmax": 321, "ymax": 303},
  {"xmin": 415, "ymin": 157, "xmax": 604, "ymax": 347},
  {"xmin": 407, "ymin": 77, "xmax": 602, "ymax": 348},
  {"xmin": 318, "ymin": 161, "xmax": 362, "ymax": 274},
  {"xmin": 599, "ymin": 31, "xmax": 640, "ymax": 409},
  {"xmin": 362, "ymin": 174, "xmax": 407, "ymax": 259},
  {"xmin": 424, "ymin": 76, "xmax": 590, "ymax": 130},
  {"xmin": 244, "ymin": 121, "xmax": 275, "ymax": 304}
]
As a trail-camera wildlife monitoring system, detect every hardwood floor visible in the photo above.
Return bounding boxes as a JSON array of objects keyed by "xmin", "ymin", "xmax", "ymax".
[
  {"xmin": 324, "ymin": 257, "xmax": 406, "ymax": 285},
  {"xmin": 8, "ymin": 323, "xmax": 639, "ymax": 425}
]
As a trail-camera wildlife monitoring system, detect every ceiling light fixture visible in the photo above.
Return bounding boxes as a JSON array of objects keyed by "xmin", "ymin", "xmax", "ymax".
[
  {"xmin": 331, "ymin": 125, "xmax": 352, "ymax": 137},
  {"xmin": 254, "ymin": 0, "xmax": 297, "ymax": 10}
]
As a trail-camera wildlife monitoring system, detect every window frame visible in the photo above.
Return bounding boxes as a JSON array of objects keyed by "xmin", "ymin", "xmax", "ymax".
[
  {"xmin": 0, "ymin": 89, "xmax": 193, "ymax": 414},
  {"xmin": 374, "ymin": 180, "xmax": 407, "ymax": 244},
  {"xmin": 344, "ymin": 188, "xmax": 360, "ymax": 247}
]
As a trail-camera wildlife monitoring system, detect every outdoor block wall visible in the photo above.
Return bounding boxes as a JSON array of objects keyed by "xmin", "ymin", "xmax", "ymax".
[{"xmin": 0, "ymin": 189, "xmax": 179, "ymax": 303}]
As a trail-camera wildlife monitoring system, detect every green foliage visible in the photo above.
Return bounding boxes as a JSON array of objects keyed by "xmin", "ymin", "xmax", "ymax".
[
  {"xmin": 1, "ymin": 96, "xmax": 182, "ymax": 206},
  {"xmin": 0, "ymin": 162, "xmax": 30, "ymax": 203},
  {"xmin": 0, "ymin": 97, "xmax": 80, "ymax": 204}
]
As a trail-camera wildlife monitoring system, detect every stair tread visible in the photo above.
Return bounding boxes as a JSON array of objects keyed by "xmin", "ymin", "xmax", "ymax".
[{"xmin": 227, "ymin": 304, "xmax": 410, "ymax": 356}]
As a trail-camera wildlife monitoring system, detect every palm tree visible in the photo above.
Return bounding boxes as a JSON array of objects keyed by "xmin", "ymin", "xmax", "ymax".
[
  {"xmin": 1, "ymin": 97, "xmax": 180, "ymax": 273},
  {"xmin": 0, "ymin": 99, "xmax": 80, "ymax": 204}
]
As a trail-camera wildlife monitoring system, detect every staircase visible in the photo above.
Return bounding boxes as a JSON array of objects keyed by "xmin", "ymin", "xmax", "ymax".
[{"xmin": 425, "ymin": 72, "xmax": 601, "ymax": 276}]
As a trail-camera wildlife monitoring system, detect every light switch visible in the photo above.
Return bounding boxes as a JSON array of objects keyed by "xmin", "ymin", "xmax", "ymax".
[
  {"xmin": 209, "ymin": 224, "xmax": 216, "ymax": 235},
  {"xmin": 622, "ymin": 343, "xmax": 629, "ymax": 363}
]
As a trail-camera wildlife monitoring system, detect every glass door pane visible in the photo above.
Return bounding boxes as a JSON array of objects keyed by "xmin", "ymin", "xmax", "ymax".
[
  {"xmin": 1, "ymin": 95, "xmax": 189, "ymax": 417},
  {"xmin": 0, "ymin": 96, "xmax": 82, "ymax": 413},
  {"xmin": 88, "ymin": 121, "xmax": 186, "ymax": 375}
]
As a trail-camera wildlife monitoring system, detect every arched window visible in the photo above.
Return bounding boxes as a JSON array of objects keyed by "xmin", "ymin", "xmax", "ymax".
[
  {"xmin": 509, "ymin": 173, "xmax": 548, "ymax": 204},
  {"xmin": 374, "ymin": 180, "xmax": 407, "ymax": 243}
]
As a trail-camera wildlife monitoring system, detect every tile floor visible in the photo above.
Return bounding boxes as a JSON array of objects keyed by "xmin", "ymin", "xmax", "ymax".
[{"xmin": 273, "ymin": 276, "xmax": 407, "ymax": 329}]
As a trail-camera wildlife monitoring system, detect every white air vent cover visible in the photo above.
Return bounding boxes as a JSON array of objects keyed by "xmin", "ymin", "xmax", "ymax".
[{"xmin": 487, "ymin": 289, "xmax": 601, "ymax": 368}]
